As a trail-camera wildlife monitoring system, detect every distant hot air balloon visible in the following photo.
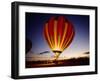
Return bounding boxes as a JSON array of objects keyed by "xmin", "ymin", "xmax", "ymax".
[
  {"xmin": 26, "ymin": 38, "xmax": 32, "ymax": 54},
  {"xmin": 43, "ymin": 16, "xmax": 75, "ymax": 60}
]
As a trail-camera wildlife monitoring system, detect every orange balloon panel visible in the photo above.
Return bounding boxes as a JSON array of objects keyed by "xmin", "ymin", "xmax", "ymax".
[{"xmin": 43, "ymin": 16, "xmax": 75, "ymax": 54}]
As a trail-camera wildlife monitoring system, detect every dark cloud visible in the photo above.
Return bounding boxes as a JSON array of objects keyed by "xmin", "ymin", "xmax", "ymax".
[
  {"xmin": 39, "ymin": 51, "xmax": 50, "ymax": 54},
  {"xmin": 84, "ymin": 52, "xmax": 90, "ymax": 54}
]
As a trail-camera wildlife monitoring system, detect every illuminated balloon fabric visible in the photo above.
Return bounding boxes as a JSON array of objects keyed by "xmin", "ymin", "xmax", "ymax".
[{"xmin": 43, "ymin": 16, "xmax": 75, "ymax": 60}]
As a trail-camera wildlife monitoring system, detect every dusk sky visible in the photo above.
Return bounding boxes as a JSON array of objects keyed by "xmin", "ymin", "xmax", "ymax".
[{"xmin": 26, "ymin": 12, "xmax": 89, "ymax": 59}]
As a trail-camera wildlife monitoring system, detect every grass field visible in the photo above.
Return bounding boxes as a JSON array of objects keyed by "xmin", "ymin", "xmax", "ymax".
[{"xmin": 26, "ymin": 57, "xmax": 89, "ymax": 68}]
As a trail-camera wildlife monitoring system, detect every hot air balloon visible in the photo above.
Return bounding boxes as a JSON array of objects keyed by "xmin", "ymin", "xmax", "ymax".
[{"xmin": 43, "ymin": 16, "xmax": 75, "ymax": 60}]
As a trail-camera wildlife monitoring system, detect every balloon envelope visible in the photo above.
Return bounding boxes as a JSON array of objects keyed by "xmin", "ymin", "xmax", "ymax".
[{"xmin": 43, "ymin": 16, "xmax": 75, "ymax": 59}]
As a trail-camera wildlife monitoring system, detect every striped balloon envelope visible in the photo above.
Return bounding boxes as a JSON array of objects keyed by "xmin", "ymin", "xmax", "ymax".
[{"xmin": 43, "ymin": 16, "xmax": 75, "ymax": 60}]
